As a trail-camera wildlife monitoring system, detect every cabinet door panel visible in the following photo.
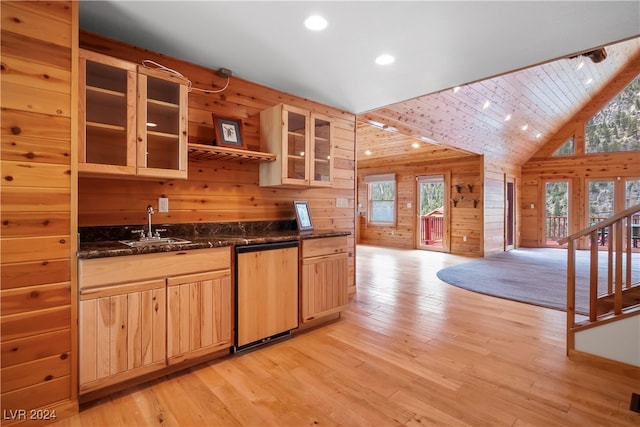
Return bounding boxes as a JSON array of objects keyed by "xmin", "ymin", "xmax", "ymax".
[
  {"xmin": 150, "ymin": 287, "xmax": 166, "ymax": 364},
  {"xmin": 79, "ymin": 281, "xmax": 166, "ymax": 390},
  {"xmin": 79, "ymin": 299, "xmax": 97, "ymax": 384},
  {"xmin": 79, "ymin": 49, "xmax": 137, "ymax": 175},
  {"xmin": 127, "ymin": 292, "xmax": 142, "ymax": 370},
  {"xmin": 110, "ymin": 294, "xmax": 128, "ymax": 375},
  {"xmin": 301, "ymin": 253, "xmax": 348, "ymax": 322},
  {"xmin": 167, "ymin": 271, "xmax": 231, "ymax": 362},
  {"xmin": 96, "ymin": 297, "xmax": 111, "ymax": 379}
]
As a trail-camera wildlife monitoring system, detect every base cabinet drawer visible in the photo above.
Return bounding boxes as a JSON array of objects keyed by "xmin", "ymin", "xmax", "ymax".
[{"xmin": 79, "ymin": 279, "xmax": 166, "ymax": 393}]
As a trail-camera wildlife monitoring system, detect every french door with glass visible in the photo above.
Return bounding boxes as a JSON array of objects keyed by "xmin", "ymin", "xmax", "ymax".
[{"xmin": 417, "ymin": 175, "xmax": 448, "ymax": 251}]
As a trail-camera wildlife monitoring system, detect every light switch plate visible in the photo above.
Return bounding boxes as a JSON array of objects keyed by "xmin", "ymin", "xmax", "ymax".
[{"xmin": 158, "ymin": 197, "xmax": 169, "ymax": 213}]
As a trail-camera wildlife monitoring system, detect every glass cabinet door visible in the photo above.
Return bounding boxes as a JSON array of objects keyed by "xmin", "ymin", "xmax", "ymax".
[
  {"xmin": 80, "ymin": 50, "xmax": 137, "ymax": 175},
  {"xmin": 137, "ymin": 67, "xmax": 188, "ymax": 179},
  {"xmin": 285, "ymin": 110, "xmax": 309, "ymax": 182},
  {"xmin": 311, "ymin": 114, "xmax": 333, "ymax": 186}
]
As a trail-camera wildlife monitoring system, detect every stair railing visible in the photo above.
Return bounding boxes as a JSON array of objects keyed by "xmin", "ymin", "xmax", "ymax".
[{"xmin": 559, "ymin": 204, "xmax": 640, "ymax": 355}]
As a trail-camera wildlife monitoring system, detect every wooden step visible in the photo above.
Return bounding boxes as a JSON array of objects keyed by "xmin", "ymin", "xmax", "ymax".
[{"xmin": 597, "ymin": 283, "xmax": 640, "ymax": 315}]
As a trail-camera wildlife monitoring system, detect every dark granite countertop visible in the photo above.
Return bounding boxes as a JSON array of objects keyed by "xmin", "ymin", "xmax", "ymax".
[{"xmin": 78, "ymin": 224, "xmax": 349, "ymax": 259}]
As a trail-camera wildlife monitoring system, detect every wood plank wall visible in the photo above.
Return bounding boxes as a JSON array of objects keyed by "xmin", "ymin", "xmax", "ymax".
[
  {"xmin": 521, "ymin": 52, "xmax": 640, "ymax": 247},
  {"xmin": 1, "ymin": 1, "xmax": 78, "ymax": 423},
  {"xmin": 484, "ymin": 157, "xmax": 521, "ymax": 255},
  {"xmin": 357, "ymin": 154, "xmax": 485, "ymax": 257},
  {"xmin": 77, "ymin": 32, "xmax": 357, "ymax": 291}
]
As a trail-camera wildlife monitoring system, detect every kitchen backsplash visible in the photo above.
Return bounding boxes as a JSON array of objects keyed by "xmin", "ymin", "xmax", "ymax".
[{"xmin": 79, "ymin": 220, "xmax": 298, "ymax": 243}]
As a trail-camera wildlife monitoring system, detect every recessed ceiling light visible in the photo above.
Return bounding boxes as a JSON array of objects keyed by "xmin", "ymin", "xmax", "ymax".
[
  {"xmin": 304, "ymin": 15, "xmax": 327, "ymax": 31},
  {"xmin": 504, "ymin": 114, "xmax": 512, "ymax": 121},
  {"xmin": 375, "ymin": 54, "xmax": 395, "ymax": 65},
  {"xmin": 412, "ymin": 142, "xmax": 420, "ymax": 149},
  {"xmin": 585, "ymin": 78, "xmax": 593, "ymax": 85},
  {"xmin": 576, "ymin": 61, "xmax": 585, "ymax": 70},
  {"xmin": 535, "ymin": 133, "xmax": 542, "ymax": 139},
  {"xmin": 364, "ymin": 149, "xmax": 372, "ymax": 156},
  {"xmin": 482, "ymin": 100, "xmax": 491, "ymax": 110},
  {"xmin": 453, "ymin": 86, "xmax": 461, "ymax": 93},
  {"xmin": 521, "ymin": 124, "xmax": 529, "ymax": 131}
]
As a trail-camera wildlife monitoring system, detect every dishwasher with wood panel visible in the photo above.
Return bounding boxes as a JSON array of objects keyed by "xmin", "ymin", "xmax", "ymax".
[{"xmin": 234, "ymin": 240, "xmax": 299, "ymax": 352}]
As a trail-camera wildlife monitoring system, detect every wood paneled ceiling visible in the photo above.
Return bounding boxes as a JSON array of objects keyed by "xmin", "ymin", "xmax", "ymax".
[{"xmin": 357, "ymin": 37, "xmax": 640, "ymax": 166}]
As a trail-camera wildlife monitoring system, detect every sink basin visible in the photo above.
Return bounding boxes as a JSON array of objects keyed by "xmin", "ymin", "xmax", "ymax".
[{"xmin": 118, "ymin": 237, "xmax": 192, "ymax": 247}]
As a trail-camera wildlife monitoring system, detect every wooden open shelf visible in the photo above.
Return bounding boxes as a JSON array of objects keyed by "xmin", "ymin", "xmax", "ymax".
[{"xmin": 188, "ymin": 143, "xmax": 276, "ymax": 162}]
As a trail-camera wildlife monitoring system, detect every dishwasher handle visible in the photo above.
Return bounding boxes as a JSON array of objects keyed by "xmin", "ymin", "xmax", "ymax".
[{"xmin": 235, "ymin": 240, "xmax": 299, "ymax": 254}]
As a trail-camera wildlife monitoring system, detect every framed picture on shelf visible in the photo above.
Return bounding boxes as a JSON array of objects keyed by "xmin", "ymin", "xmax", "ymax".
[
  {"xmin": 294, "ymin": 200, "xmax": 313, "ymax": 233},
  {"xmin": 212, "ymin": 114, "xmax": 246, "ymax": 149}
]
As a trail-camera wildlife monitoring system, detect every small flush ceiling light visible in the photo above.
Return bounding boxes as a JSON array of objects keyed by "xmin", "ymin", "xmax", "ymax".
[
  {"xmin": 364, "ymin": 149, "xmax": 372, "ymax": 156},
  {"xmin": 375, "ymin": 54, "xmax": 395, "ymax": 65},
  {"xmin": 304, "ymin": 15, "xmax": 328, "ymax": 31},
  {"xmin": 412, "ymin": 142, "xmax": 420, "ymax": 149},
  {"xmin": 453, "ymin": 86, "xmax": 461, "ymax": 93},
  {"xmin": 521, "ymin": 123, "xmax": 529, "ymax": 131},
  {"xmin": 535, "ymin": 133, "xmax": 542, "ymax": 139},
  {"xmin": 576, "ymin": 60, "xmax": 585, "ymax": 70},
  {"xmin": 504, "ymin": 114, "xmax": 512, "ymax": 121},
  {"xmin": 482, "ymin": 100, "xmax": 491, "ymax": 110},
  {"xmin": 585, "ymin": 78, "xmax": 594, "ymax": 85}
]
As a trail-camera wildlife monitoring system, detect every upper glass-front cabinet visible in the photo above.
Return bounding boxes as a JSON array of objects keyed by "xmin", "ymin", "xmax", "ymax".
[
  {"xmin": 260, "ymin": 103, "xmax": 334, "ymax": 187},
  {"xmin": 311, "ymin": 114, "xmax": 333, "ymax": 186},
  {"xmin": 79, "ymin": 49, "xmax": 188, "ymax": 179},
  {"xmin": 80, "ymin": 50, "xmax": 137, "ymax": 176},
  {"xmin": 137, "ymin": 67, "xmax": 188, "ymax": 179},
  {"xmin": 285, "ymin": 109, "xmax": 308, "ymax": 183}
]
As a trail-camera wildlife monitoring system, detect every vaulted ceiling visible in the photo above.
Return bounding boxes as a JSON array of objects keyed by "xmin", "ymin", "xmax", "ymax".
[
  {"xmin": 357, "ymin": 37, "xmax": 640, "ymax": 166},
  {"xmin": 79, "ymin": 2, "xmax": 640, "ymax": 167}
]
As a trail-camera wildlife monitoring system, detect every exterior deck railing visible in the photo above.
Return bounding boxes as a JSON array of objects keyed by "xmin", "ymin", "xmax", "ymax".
[{"xmin": 420, "ymin": 215, "xmax": 443, "ymax": 245}]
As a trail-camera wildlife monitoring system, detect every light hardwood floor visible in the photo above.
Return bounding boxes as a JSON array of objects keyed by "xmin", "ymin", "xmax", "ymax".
[{"xmin": 54, "ymin": 245, "xmax": 640, "ymax": 426}]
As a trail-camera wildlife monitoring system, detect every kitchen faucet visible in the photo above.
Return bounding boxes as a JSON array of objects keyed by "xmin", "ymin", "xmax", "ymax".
[
  {"xmin": 147, "ymin": 204, "xmax": 154, "ymax": 238},
  {"xmin": 131, "ymin": 205, "xmax": 166, "ymax": 240}
]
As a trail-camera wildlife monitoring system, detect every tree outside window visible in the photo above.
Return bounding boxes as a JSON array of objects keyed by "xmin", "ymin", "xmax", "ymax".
[
  {"xmin": 368, "ymin": 179, "xmax": 396, "ymax": 224},
  {"xmin": 586, "ymin": 74, "xmax": 640, "ymax": 153}
]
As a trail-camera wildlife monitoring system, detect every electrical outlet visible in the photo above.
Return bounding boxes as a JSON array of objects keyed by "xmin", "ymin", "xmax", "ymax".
[{"xmin": 158, "ymin": 197, "xmax": 169, "ymax": 213}]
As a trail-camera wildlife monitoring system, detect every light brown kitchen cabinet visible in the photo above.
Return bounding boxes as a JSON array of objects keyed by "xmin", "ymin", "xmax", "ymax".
[
  {"xmin": 78, "ymin": 247, "xmax": 231, "ymax": 394},
  {"xmin": 79, "ymin": 49, "xmax": 188, "ymax": 179},
  {"xmin": 167, "ymin": 270, "xmax": 232, "ymax": 365},
  {"xmin": 300, "ymin": 236, "xmax": 349, "ymax": 322},
  {"xmin": 259, "ymin": 103, "xmax": 334, "ymax": 187},
  {"xmin": 79, "ymin": 279, "xmax": 166, "ymax": 394}
]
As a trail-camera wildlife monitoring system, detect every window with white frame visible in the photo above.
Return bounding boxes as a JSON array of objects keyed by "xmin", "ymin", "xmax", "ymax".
[{"xmin": 365, "ymin": 173, "xmax": 396, "ymax": 224}]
